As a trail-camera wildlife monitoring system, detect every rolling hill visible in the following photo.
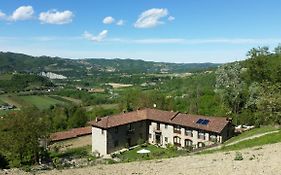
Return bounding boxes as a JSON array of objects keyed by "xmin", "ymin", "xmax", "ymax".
[{"xmin": 0, "ymin": 52, "xmax": 220, "ymax": 77}]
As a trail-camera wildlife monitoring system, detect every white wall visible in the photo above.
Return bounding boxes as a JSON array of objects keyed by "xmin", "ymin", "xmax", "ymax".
[
  {"xmin": 92, "ymin": 127, "xmax": 107, "ymax": 156},
  {"xmin": 148, "ymin": 121, "xmax": 221, "ymax": 149}
]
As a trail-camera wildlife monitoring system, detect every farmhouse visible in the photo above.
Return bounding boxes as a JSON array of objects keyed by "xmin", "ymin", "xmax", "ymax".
[
  {"xmin": 50, "ymin": 126, "xmax": 92, "ymax": 150},
  {"xmin": 90, "ymin": 108, "xmax": 234, "ymax": 156}
]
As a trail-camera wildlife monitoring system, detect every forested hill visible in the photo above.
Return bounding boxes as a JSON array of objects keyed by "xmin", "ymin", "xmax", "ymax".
[{"xmin": 0, "ymin": 52, "xmax": 219, "ymax": 77}]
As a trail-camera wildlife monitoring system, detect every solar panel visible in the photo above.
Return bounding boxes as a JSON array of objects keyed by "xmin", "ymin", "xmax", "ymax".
[
  {"xmin": 201, "ymin": 119, "xmax": 209, "ymax": 125},
  {"xmin": 196, "ymin": 119, "xmax": 204, "ymax": 124},
  {"xmin": 196, "ymin": 119, "xmax": 209, "ymax": 125}
]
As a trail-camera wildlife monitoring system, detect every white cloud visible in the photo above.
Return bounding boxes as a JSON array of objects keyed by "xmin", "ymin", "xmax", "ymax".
[
  {"xmin": 116, "ymin": 19, "xmax": 124, "ymax": 26},
  {"xmin": 134, "ymin": 8, "xmax": 168, "ymax": 28},
  {"xmin": 168, "ymin": 16, "xmax": 175, "ymax": 21},
  {"xmin": 39, "ymin": 10, "xmax": 73, "ymax": 24},
  {"xmin": 10, "ymin": 6, "xmax": 34, "ymax": 21},
  {"xmin": 103, "ymin": 16, "xmax": 115, "ymax": 24},
  {"xmin": 0, "ymin": 11, "xmax": 6, "ymax": 20},
  {"xmin": 83, "ymin": 30, "xmax": 108, "ymax": 42}
]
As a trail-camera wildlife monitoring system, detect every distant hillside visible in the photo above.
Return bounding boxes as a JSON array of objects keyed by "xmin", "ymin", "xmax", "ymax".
[{"xmin": 0, "ymin": 52, "xmax": 220, "ymax": 77}]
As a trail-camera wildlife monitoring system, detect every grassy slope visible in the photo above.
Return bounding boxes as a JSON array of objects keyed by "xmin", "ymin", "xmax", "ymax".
[
  {"xmin": 225, "ymin": 126, "xmax": 279, "ymax": 145},
  {"xmin": 221, "ymin": 130, "xmax": 281, "ymax": 151},
  {"xmin": 18, "ymin": 96, "xmax": 66, "ymax": 110},
  {"xmin": 201, "ymin": 127, "xmax": 281, "ymax": 154}
]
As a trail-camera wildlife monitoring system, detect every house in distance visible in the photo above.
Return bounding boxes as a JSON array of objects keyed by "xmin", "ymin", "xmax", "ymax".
[{"xmin": 90, "ymin": 108, "xmax": 234, "ymax": 156}]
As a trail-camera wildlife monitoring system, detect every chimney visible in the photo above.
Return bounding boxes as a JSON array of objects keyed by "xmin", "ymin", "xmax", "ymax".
[{"xmin": 96, "ymin": 117, "xmax": 101, "ymax": 122}]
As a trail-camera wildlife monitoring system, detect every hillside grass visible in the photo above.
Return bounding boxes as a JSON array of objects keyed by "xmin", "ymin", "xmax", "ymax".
[
  {"xmin": 0, "ymin": 95, "xmax": 30, "ymax": 107},
  {"xmin": 221, "ymin": 130, "xmax": 281, "ymax": 151},
  {"xmin": 18, "ymin": 95, "xmax": 66, "ymax": 110},
  {"xmin": 0, "ymin": 73, "xmax": 12, "ymax": 80},
  {"xmin": 200, "ymin": 129, "xmax": 281, "ymax": 154},
  {"xmin": 224, "ymin": 126, "xmax": 279, "ymax": 145}
]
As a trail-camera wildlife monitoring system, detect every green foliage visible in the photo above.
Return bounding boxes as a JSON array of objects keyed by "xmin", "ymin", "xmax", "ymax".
[
  {"xmin": 234, "ymin": 152, "xmax": 243, "ymax": 161},
  {"xmin": 0, "ymin": 108, "xmax": 50, "ymax": 167},
  {"xmin": 67, "ymin": 108, "xmax": 88, "ymax": 128},
  {"xmin": 0, "ymin": 73, "xmax": 53, "ymax": 93}
]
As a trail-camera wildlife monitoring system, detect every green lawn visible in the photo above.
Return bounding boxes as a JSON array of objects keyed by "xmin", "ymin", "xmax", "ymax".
[
  {"xmin": 225, "ymin": 126, "xmax": 279, "ymax": 145},
  {"xmin": 116, "ymin": 144, "xmax": 189, "ymax": 162},
  {"xmin": 18, "ymin": 95, "xmax": 66, "ymax": 110}
]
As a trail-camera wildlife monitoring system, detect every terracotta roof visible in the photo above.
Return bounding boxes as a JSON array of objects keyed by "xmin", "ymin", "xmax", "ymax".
[
  {"xmin": 90, "ymin": 108, "xmax": 231, "ymax": 133},
  {"xmin": 50, "ymin": 126, "xmax": 92, "ymax": 142}
]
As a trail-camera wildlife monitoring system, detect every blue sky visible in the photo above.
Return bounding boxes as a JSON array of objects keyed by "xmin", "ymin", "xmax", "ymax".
[{"xmin": 1, "ymin": 0, "xmax": 281, "ymax": 63}]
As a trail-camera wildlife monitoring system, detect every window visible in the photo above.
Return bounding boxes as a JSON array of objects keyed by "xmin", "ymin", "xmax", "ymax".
[
  {"xmin": 185, "ymin": 129, "xmax": 193, "ymax": 137},
  {"xmin": 173, "ymin": 125, "xmax": 181, "ymax": 134},
  {"xmin": 184, "ymin": 139, "xmax": 193, "ymax": 147},
  {"xmin": 198, "ymin": 132, "xmax": 205, "ymax": 140},
  {"xmin": 114, "ymin": 127, "xmax": 118, "ymax": 134},
  {"xmin": 156, "ymin": 123, "xmax": 160, "ymax": 130},
  {"xmin": 165, "ymin": 137, "xmax": 168, "ymax": 142},
  {"xmin": 210, "ymin": 135, "xmax": 217, "ymax": 142},
  {"xmin": 149, "ymin": 133, "xmax": 152, "ymax": 138},
  {"xmin": 173, "ymin": 136, "xmax": 181, "ymax": 146},
  {"xmin": 101, "ymin": 129, "xmax": 104, "ymax": 135},
  {"xmin": 165, "ymin": 124, "xmax": 168, "ymax": 129},
  {"xmin": 114, "ymin": 140, "xmax": 119, "ymax": 147}
]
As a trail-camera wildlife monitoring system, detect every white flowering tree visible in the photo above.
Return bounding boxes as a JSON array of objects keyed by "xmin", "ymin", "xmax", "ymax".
[{"xmin": 215, "ymin": 62, "xmax": 246, "ymax": 115}]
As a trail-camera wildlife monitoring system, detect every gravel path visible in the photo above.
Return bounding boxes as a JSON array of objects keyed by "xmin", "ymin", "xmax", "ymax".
[{"xmin": 2, "ymin": 142, "xmax": 281, "ymax": 175}]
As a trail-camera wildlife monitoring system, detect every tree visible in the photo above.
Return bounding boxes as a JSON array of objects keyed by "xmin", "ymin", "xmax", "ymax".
[
  {"xmin": 246, "ymin": 46, "xmax": 270, "ymax": 59},
  {"xmin": 0, "ymin": 108, "xmax": 50, "ymax": 167},
  {"xmin": 215, "ymin": 62, "xmax": 246, "ymax": 116},
  {"xmin": 274, "ymin": 44, "xmax": 281, "ymax": 55},
  {"xmin": 67, "ymin": 108, "xmax": 88, "ymax": 128}
]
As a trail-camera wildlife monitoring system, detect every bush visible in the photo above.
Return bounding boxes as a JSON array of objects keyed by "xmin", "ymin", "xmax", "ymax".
[{"xmin": 234, "ymin": 152, "xmax": 243, "ymax": 161}]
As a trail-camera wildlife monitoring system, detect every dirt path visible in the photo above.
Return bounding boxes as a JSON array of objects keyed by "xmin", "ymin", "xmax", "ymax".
[{"xmin": 3, "ymin": 142, "xmax": 281, "ymax": 175}]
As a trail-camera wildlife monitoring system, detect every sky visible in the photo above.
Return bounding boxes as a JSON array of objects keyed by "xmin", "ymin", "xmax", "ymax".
[{"xmin": 1, "ymin": 0, "xmax": 281, "ymax": 63}]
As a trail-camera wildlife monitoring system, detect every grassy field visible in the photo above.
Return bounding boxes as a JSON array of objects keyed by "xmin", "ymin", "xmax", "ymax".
[
  {"xmin": 225, "ymin": 126, "xmax": 279, "ymax": 145},
  {"xmin": 0, "ymin": 95, "xmax": 30, "ymax": 107},
  {"xmin": 18, "ymin": 95, "xmax": 66, "ymax": 110},
  {"xmin": 0, "ymin": 73, "xmax": 12, "ymax": 80},
  {"xmin": 0, "ymin": 95, "xmax": 73, "ymax": 110}
]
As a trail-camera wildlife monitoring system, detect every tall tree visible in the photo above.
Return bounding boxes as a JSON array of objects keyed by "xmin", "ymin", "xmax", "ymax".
[
  {"xmin": 0, "ymin": 108, "xmax": 50, "ymax": 167},
  {"xmin": 215, "ymin": 62, "xmax": 246, "ymax": 115}
]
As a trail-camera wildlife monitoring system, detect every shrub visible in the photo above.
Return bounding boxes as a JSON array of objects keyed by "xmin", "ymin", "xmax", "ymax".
[{"xmin": 234, "ymin": 152, "xmax": 243, "ymax": 161}]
